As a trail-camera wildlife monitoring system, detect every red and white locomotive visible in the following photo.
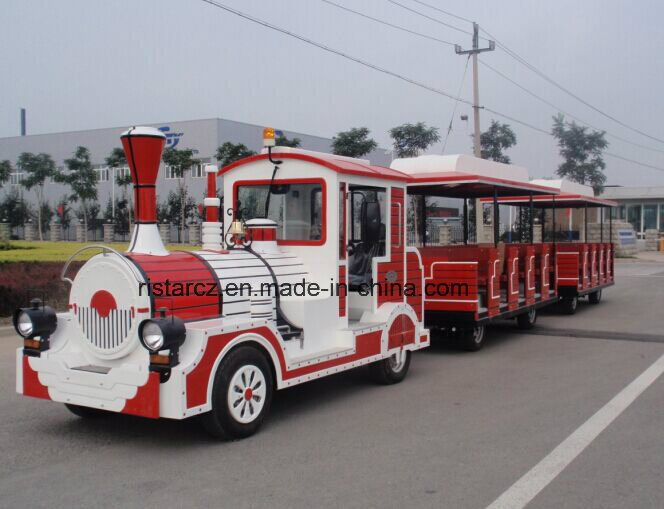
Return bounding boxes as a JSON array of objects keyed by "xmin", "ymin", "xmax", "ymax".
[{"xmin": 15, "ymin": 126, "xmax": 430, "ymax": 438}]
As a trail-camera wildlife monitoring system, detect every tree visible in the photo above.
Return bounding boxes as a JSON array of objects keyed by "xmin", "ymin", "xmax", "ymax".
[
  {"xmin": 552, "ymin": 114, "xmax": 608, "ymax": 194},
  {"xmin": 275, "ymin": 133, "xmax": 301, "ymax": 147},
  {"xmin": 77, "ymin": 201, "xmax": 102, "ymax": 239},
  {"xmin": 162, "ymin": 147, "xmax": 199, "ymax": 242},
  {"xmin": 163, "ymin": 188, "xmax": 196, "ymax": 242},
  {"xmin": 32, "ymin": 202, "xmax": 54, "ymax": 237},
  {"xmin": 216, "ymin": 142, "xmax": 256, "ymax": 168},
  {"xmin": 332, "ymin": 127, "xmax": 378, "ymax": 158},
  {"xmin": 18, "ymin": 152, "xmax": 56, "ymax": 241},
  {"xmin": 0, "ymin": 189, "xmax": 31, "ymax": 228},
  {"xmin": 389, "ymin": 122, "xmax": 440, "ymax": 158},
  {"xmin": 105, "ymin": 147, "xmax": 132, "ymax": 228},
  {"xmin": 55, "ymin": 197, "xmax": 72, "ymax": 237},
  {"xmin": 0, "ymin": 160, "xmax": 11, "ymax": 189},
  {"xmin": 480, "ymin": 120, "xmax": 516, "ymax": 163},
  {"xmin": 55, "ymin": 147, "xmax": 97, "ymax": 241}
]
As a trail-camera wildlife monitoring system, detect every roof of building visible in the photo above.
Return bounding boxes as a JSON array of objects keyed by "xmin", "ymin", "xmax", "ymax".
[{"xmin": 599, "ymin": 186, "xmax": 664, "ymax": 200}]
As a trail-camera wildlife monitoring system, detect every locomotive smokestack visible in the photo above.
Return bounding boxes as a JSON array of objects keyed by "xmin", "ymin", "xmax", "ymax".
[{"xmin": 121, "ymin": 126, "xmax": 168, "ymax": 256}]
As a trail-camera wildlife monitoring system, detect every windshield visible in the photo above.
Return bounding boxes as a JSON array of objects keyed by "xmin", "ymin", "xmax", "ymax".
[{"xmin": 236, "ymin": 181, "xmax": 324, "ymax": 243}]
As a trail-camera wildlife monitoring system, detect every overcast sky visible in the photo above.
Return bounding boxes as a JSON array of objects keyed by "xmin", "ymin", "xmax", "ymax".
[{"xmin": 2, "ymin": 0, "xmax": 664, "ymax": 186}]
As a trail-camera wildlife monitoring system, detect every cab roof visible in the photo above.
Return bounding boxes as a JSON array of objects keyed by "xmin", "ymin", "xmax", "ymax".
[{"xmin": 218, "ymin": 150, "xmax": 411, "ymax": 182}]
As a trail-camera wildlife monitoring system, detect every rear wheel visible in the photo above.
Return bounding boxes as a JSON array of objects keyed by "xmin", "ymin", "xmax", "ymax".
[
  {"xmin": 561, "ymin": 295, "xmax": 578, "ymax": 315},
  {"xmin": 65, "ymin": 404, "xmax": 109, "ymax": 418},
  {"xmin": 370, "ymin": 350, "xmax": 411, "ymax": 384},
  {"xmin": 589, "ymin": 289, "xmax": 602, "ymax": 304},
  {"xmin": 516, "ymin": 307, "xmax": 537, "ymax": 330},
  {"xmin": 201, "ymin": 346, "xmax": 274, "ymax": 440},
  {"xmin": 458, "ymin": 325, "xmax": 486, "ymax": 351}
]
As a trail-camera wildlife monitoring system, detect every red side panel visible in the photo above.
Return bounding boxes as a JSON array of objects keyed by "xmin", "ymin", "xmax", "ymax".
[
  {"xmin": 406, "ymin": 251, "xmax": 423, "ymax": 321},
  {"xmin": 338, "ymin": 265, "xmax": 347, "ymax": 317},
  {"xmin": 505, "ymin": 247, "xmax": 519, "ymax": 311},
  {"xmin": 121, "ymin": 372, "xmax": 160, "ymax": 419},
  {"xmin": 556, "ymin": 246, "xmax": 580, "ymax": 288},
  {"xmin": 388, "ymin": 314, "xmax": 416, "ymax": 349},
  {"xmin": 22, "ymin": 355, "xmax": 50, "ymax": 400},
  {"xmin": 377, "ymin": 188, "xmax": 405, "ymax": 306}
]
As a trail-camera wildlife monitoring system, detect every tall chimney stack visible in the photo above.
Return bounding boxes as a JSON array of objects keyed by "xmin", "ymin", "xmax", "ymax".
[
  {"xmin": 20, "ymin": 108, "xmax": 26, "ymax": 136},
  {"xmin": 121, "ymin": 126, "xmax": 168, "ymax": 256}
]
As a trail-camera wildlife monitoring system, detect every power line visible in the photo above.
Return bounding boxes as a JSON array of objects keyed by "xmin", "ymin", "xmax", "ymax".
[
  {"xmin": 442, "ymin": 55, "xmax": 470, "ymax": 153},
  {"xmin": 197, "ymin": 0, "xmax": 664, "ymax": 173},
  {"xmin": 385, "ymin": 0, "xmax": 475, "ymax": 37},
  {"xmin": 480, "ymin": 59, "xmax": 664, "ymax": 155},
  {"xmin": 479, "ymin": 26, "xmax": 664, "ymax": 147},
  {"xmin": 320, "ymin": 0, "xmax": 456, "ymax": 46},
  {"xmin": 409, "ymin": 0, "xmax": 475, "ymax": 25}
]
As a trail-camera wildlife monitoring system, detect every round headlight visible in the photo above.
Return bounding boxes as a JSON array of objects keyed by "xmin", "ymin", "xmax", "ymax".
[
  {"xmin": 16, "ymin": 311, "xmax": 34, "ymax": 338},
  {"xmin": 141, "ymin": 321, "xmax": 164, "ymax": 351}
]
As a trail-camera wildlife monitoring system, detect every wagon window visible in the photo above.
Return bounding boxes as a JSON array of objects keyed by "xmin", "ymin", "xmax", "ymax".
[{"xmin": 236, "ymin": 182, "xmax": 324, "ymax": 243}]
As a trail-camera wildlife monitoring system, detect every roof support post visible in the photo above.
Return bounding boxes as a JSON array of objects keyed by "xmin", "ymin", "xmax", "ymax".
[
  {"xmin": 609, "ymin": 207, "xmax": 613, "ymax": 242},
  {"xmin": 584, "ymin": 203, "xmax": 588, "ymax": 243},
  {"xmin": 600, "ymin": 206, "xmax": 604, "ymax": 242},
  {"xmin": 493, "ymin": 188, "xmax": 499, "ymax": 247},
  {"xmin": 421, "ymin": 196, "xmax": 427, "ymax": 247},
  {"xmin": 529, "ymin": 192, "xmax": 534, "ymax": 243},
  {"xmin": 463, "ymin": 198, "xmax": 468, "ymax": 245},
  {"xmin": 552, "ymin": 196, "xmax": 556, "ymax": 248}
]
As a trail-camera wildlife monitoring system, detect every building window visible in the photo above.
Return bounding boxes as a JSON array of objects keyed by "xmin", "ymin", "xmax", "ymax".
[
  {"xmin": 644, "ymin": 204, "xmax": 658, "ymax": 232},
  {"xmin": 116, "ymin": 167, "xmax": 130, "ymax": 179},
  {"xmin": 659, "ymin": 204, "xmax": 664, "ymax": 232},
  {"xmin": 627, "ymin": 204, "xmax": 642, "ymax": 233},
  {"xmin": 95, "ymin": 166, "xmax": 109, "ymax": 182},
  {"xmin": 190, "ymin": 158, "xmax": 210, "ymax": 178},
  {"xmin": 9, "ymin": 172, "xmax": 23, "ymax": 186},
  {"xmin": 165, "ymin": 166, "xmax": 183, "ymax": 180}
]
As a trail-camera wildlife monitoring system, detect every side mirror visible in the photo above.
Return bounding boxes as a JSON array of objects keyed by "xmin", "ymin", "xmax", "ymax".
[{"xmin": 361, "ymin": 201, "xmax": 381, "ymax": 246}]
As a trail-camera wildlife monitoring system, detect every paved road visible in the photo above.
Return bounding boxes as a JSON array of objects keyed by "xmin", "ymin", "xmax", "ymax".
[{"xmin": 1, "ymin": 260, "xmax": 663, "ymax": 509}]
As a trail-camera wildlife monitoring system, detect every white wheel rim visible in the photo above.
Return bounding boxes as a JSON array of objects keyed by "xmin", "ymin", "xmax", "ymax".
[
  {"xmin": 528, "ymin": 308, "xmax": 536, "ymax": 322},
  {"xmin": 572, "ymin": 297, "xmax": 577, "ymax": 309},
  {"xmin": 389, "ymin": 350, "xmax": 407, "ymax": 373},
  {"xmin": 474, "ymin": 326, "xmax": 484, "ymax": 344},
  {"xmin": 227, "ymin": 364, "xmax": 266, "ymax": 424}
]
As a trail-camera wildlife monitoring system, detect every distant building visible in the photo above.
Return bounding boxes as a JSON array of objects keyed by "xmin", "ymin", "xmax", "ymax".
[
  {"xmin": 0, "ymin": 117, "xmax": 391, "ymax": 213},
  {"xmin": 600, "ymin": 186, "xmax": 664, "ymax": 236}
]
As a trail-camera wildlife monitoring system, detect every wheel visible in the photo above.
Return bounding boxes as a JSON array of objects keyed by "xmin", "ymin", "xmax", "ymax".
[
  {"xmin": 589, "ymin": 289, "xmax": 602, "ymax": 304},
  {"xmin": 561, "ymin": 295, "xmax": 578, "ymax": 315},
  {"xmin": 201, "ymin": 346, "xmax": 274, "ymax": 440},
  {"xmin": 64, "ymin": 403, "xmax": 109, "ymax": 418},
  {"xmin": 516, "ymin": 307, "xmax": 537, "ymax": 330},
  {"xmin": 370, "ymin": 350, "xmax": 411, "ymax": 385},
  {"xmin": 458, "ymin": 325, "xmax": 486, "ymax": 351}
]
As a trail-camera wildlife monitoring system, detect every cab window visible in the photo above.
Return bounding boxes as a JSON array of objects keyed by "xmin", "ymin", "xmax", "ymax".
[{"xmin": 236, "ymin": 181, "xmax": 324, "ymax": 243}]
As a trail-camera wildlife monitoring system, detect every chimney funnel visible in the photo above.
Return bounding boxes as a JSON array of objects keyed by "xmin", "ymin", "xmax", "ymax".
[{"xmin": 121, "ymin": 126, "xmax": 168, "ymax": 256}]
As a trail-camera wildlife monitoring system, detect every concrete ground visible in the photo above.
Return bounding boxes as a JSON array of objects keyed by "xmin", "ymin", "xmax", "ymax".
[{"xmin": 1, "ymin": 259, "xmax": 663, "ymax": 509}]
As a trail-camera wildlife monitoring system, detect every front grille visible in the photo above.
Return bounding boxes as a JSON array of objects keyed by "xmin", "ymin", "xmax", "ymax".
[{"xmin": 75, "ymin": 307, "xmax": 134, "ymax": 352}]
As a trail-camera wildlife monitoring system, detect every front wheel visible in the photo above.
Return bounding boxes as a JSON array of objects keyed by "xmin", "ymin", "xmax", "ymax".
[
  {"xmin": 561, "ymin": 295, "xmax": 578, "ymax": 315},
  {"xmin": 201, "ymin": 346, "xmax": 274, "ymax": 440},
  {"xmin": 458, "ymin": 325, "xmax": 486, "ymax": 351},
  {"xmin": 589, "ymin": 289, "xmax": 602, "ymax": 304},
  {"xmin": 516, "ymin": 307, "xmax": 537, "ymax": 330},
  {"xmin": 370, "ymin": 350, "xmax": 411, "ymax": 384}
]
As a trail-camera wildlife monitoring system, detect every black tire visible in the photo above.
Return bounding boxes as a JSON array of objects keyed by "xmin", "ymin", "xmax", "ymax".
[
  {"xmin": 201, "ymin": 345, "xmax": 274, "ymax": 440},
  {"xmin": 561, "ymin": 295, "xmax": 578, "ymax": 315},
  {"xmin": 589, "ymin": 289, "xmax": 602, "ymax": 304},
  {"xmin": 458, "ymin": 325, "xmax": 486, "ymax": 351},
  {"xmin": 64, "ymin": 403, "xmax": 109, "ymax": 418},
  {"xmin": 516, "ymin": 307, "xmax": 537, "ymax": 330},
  {"xmin": 370, "ymin": 351, "xmax": 411, "ymax": 385}
]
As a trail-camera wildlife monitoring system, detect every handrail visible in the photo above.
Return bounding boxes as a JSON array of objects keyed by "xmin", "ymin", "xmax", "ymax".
[{"xmin": 61, "ymin": 244, "xmax": 144, "ymax": 286}]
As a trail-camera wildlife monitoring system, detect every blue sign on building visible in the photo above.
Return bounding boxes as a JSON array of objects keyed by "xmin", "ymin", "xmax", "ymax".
[{"xmin": 158, "ymin": 126, "xmax": 184, "ymax": 149}]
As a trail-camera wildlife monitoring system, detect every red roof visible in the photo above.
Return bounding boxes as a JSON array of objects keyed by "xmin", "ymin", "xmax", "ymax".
[
  {"xmin": 481, "ymin": 193, "xmax": 617, "ymax": 208},
  {"xmin": 218, "ymin": 153, "xmax": 411, "ymax": 182}
]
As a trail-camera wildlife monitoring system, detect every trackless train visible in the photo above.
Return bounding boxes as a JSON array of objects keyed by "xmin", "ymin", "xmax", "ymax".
[{"xmin": 14, "ymin": 126, "xmax": 615, "ymax": 438}]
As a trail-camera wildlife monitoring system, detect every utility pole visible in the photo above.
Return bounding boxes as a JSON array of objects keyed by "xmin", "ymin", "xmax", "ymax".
[{"xmin": 455, "ymin": 23, "xmax": 494, "ymax": 240}]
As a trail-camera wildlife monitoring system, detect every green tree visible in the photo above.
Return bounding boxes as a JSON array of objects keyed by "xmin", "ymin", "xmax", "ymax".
[
  {"xmin": 32, "ymin": 202, "xmax": 54, "ymax": 237},
  {"xmin": 0, "ymin": 160, "xmax": 11, "ymax": 189},
  {"xmin": 0, "ymin": 189, "xmax": 31, "ymax": 228},
  {"xmin": 163, "ymin": 188, "xmax": 196, "ymax": 242},
  {"xmin": 55, "ymin": 197, "xmax": 72, "ymax": 235},
  {"xmin": 552, "ymin": 114, "xmax": 608, "ymax": 194},
  {"xmin": 105, "ymin": 147, "xmax": 132, "ymax": 228},
  {"xmin": 216, "ymin": 142, "xmax": 256, "ymax": 168},
  {"xmin": 76, "ymin": 201, "xmax": 102, "ymax": 238},
  {"xmin": 480, "ymin": 120, "xmax": 516, "ymax": 163},
  {"xmin": 275, "ymin": 133, "xmax": 301, "ymax": 147},
  {"xmin": 162, "ymin": 147, "xmax": 199, "ymax": 242},
  {"xmin": 389, "ymin": 122, "xmax": 440, "ymax": 158},
  {"xmin": 332, "ymin": 127, "xmax": 378, "ymax": 158},
  {"xmin": 55, "ymin": 147, "xmax": 98, "ymax": 241},
  {"xmin": 18, "ymin": 152, "xmax": 56, "ymax": 241}
]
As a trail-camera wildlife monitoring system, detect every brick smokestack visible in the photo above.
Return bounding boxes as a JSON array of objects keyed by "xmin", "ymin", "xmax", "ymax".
[{"xmin": 121, "ymin": 126, "xmax": 168, "ymax": 256}]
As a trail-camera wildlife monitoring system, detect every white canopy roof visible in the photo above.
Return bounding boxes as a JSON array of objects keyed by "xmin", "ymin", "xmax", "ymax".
[
  {"xmin": 529, "ymin": 178, "xmax": 594, "ymax": 197},
  {"xmin": 389, "ymin": 154, "xmax": 530, "ymax": 182}
]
